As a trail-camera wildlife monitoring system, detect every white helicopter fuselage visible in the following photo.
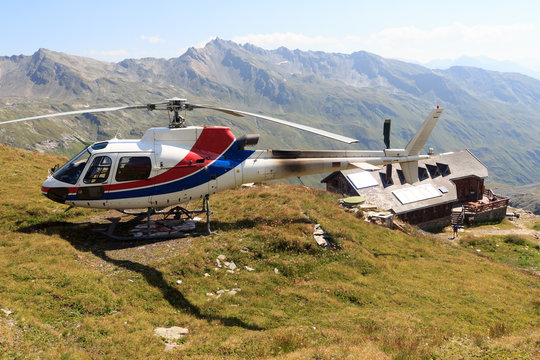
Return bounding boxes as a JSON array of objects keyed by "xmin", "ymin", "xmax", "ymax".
[{"xmin": 41, "ymin": 125, "xmax": 428, "ymax": 210}]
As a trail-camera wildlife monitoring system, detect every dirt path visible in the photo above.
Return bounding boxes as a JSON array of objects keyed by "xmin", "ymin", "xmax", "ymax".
[{"xmin": 436, "ymin": 208, "xmax": 540, "ymax": 245}]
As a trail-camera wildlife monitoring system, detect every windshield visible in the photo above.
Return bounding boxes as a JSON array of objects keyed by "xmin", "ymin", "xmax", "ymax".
[{"xmin": 53, "ymin": 148, "xmax": 92, "ymax": 185}]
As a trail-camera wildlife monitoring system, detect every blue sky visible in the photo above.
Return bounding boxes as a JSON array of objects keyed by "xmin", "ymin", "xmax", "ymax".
[{"xmin": 1, "ymin": 0, "xmax": 539, "ymax": 71}]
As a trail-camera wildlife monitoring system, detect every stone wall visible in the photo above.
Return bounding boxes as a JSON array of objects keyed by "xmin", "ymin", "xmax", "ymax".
[
  {"xmin": 417, "ymin": 215, "xmax": 452, "ymax": 232},
  {"xmin": 465, "ymin": 206, "xmax": 507, "ymax": 224}
]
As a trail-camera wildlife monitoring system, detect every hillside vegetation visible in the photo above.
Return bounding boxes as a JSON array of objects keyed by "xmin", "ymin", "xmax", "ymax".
[{"xmin": 0, "ymin": 145, "xmax": 539, "ymax": 359}]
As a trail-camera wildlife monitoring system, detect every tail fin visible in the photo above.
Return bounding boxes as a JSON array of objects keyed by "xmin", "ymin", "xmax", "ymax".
[
  {"xmin": 400, "ymin": 160, "xmax": 419, "ymax": 184},
  {"xmin": 405, "ymin": 107, "xmax": 443, "ymax": 156},
  {"xmin": 399, "ymin": 107, "xmax": 443, "ymax": 184}
]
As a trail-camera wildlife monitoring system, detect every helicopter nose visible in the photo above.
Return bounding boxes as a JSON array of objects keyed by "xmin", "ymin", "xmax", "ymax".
[
  {"xmin": 44, "ymin": 187, "xmax": 68, "ymax": 203},
  {"xmin": 42, "ymin": 178, "xmax": 68, "ymax": 204}
]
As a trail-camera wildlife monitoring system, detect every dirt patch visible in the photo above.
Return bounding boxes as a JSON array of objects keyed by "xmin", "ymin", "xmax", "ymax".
[
  {"xmin": 436, "ymin": 208, "xmax": 540, "ymax": 245},
  {"xmin": 76, "ymin": 209, "xmax": 197, "ymax": 266}
]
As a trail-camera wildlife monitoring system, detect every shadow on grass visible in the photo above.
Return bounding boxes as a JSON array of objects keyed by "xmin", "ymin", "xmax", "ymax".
[
  {"xmin": 17, "ymin": 219, "xmax": 264, "ymax": 331},
  {"xmin": 211, "ymin": 216, "xmax": 312, "ymax": 232}
]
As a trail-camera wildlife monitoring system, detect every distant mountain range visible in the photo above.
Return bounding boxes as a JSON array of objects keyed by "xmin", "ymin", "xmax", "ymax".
[
  {"xmin": 0, "ymin": 39, "xmax": 539, "ymax": 186},
  {"xmin": 425, "ymin": 56, "xmax": 540, "ymax": 80},
  {"xmin": 496, "ymin": 183, "xmax": 540, "ymax": 215}
]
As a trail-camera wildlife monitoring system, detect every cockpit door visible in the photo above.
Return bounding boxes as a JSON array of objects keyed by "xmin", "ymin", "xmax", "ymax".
[
  {"xmin": 75, "ymin": 153, "xmax": 117, "ymax": 207},
  {"xmin": 108, "ymin": 153, "xmax": 154, "ymax": 209}
]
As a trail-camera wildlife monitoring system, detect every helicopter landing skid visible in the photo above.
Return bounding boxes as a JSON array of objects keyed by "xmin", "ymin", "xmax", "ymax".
[{"xmin": 94, "ymin": 195, "xmax": 217, "ymax": 240}]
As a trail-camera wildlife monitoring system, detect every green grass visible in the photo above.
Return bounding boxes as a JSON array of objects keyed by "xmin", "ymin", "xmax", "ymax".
[
  {"xmin": 460, "ymin": 234, "xmax": 540, "ymax": 272},
  {"xmin": 467, "ymin": 218, "xmax": 518, "ymax": 230},
  {"xmin": 0, "ymin": 144, "xmax": 539, "ymax": 359}
]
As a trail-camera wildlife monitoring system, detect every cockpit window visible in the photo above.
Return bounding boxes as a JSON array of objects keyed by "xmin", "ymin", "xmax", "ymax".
[
  {"xmin": 53, "ymin": 149, "xmax": 91, "ymax": 185},
  {"xmin": 116, "ymin": 156, "xmax": 152, "ymax": 182},
  {"xmin": 83, "ymin": 156, "xmax": 112, "ymax": 184}
]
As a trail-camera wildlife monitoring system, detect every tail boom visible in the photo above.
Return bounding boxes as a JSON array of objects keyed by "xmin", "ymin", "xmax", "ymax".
[{"xmin": 241, "ymin": 150, "xmax": 428, "ymax": 183}]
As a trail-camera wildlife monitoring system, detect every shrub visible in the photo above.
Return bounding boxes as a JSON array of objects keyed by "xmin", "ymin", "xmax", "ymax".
[{"xmin": 503, "ymin": 235, "xmax": 527, "ymax": 246}]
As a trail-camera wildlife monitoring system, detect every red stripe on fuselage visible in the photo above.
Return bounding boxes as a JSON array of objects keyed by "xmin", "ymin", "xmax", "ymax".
[
  {"xmin": 106, "ymin": 127, "xmax": 235, "ymax": 192},
  {"xmin": 42, "ymin": 186, "xmax": 78, "ymax": 194}
]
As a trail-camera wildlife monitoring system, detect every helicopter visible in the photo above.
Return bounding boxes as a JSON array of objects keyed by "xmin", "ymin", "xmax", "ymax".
[{"xmin": 0, "ymin": 98, "xmax": 443, "ymax": 238}]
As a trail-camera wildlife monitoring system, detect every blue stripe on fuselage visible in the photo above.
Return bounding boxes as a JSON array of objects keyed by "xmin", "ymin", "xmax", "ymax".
[{"xmin": 67, "ymin": 142, "xmax": 254, "ymax": 201}]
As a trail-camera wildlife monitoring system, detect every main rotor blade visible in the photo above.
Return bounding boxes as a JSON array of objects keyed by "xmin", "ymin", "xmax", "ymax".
[
  {"xmin": 188, "ymin": 104, "xmax": 244, "ymax": 117},
  {"xmin": 0, "ymin": 105, "xmax": 148, "ymax": 125},
  {"xmin": 191, "ymin": 104, "xmax": 359, "ymax": 144}
]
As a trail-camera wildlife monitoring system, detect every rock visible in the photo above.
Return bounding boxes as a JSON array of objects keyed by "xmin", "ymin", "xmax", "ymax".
[
  {"xmin": 313, "ymin": 224, "xmax": 332, "ymax": 249},
  {"xmin": 226, "ymin": 270, "xmax": 234, "ymax": 274},
  {"xmin": 314, "ymin": 234, "xmax": 329, "ymax": 247},
  {"xmin": 227, "ymin": 261, "xmax": 237, "ymax": 270},
  {"xmin": 154, "ymin": 326, "xmax": 189, "ymax": 340},
  {"xmin": 154, "ymin": 326, "xmax": 188, "ymax": 340},
  {"xmin": 245, "ymin": 266, "xmax": 255, "ymax": 271},
  {"xmin": 274, "ymin": 268, "xmax": 279, "ymax": 274},
  {"xmin": 228, "ymin": 290, "xmax": 238, "ymax": 296},
  {"xmin": 1, "ymin": 308, "xmax": 12, "ymax": 316},
  {"xmin": 154, "ymin": 326, "xmax": 189, "ymax": 349},
  {"xmin": 176, "ymin": 280, "xmax": 182, "ymax": 284},
  {"xmin": 204, "ymin": 273, "xmax": 210, "ymax": 277},
  {"xmin": 217, "ymin": 254, "xmax": 227, "ymax": 261}
]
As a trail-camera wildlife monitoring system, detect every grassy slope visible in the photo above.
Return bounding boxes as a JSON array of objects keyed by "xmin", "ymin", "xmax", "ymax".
[{"xmin": 0, "ymin": 144, "xmax": 538, "ymax": 359}]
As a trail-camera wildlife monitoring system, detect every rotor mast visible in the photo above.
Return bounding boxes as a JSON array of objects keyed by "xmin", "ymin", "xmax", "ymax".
[
  {"xmin": 167, "ymin": 98, "xmax": 186, "ymax": 128},
  {"xmin": 147, "ymin": 97, "xmax": 189, "ymax": 128}
]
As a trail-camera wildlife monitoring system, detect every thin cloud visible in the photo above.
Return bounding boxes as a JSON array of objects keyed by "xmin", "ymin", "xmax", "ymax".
[
  {"xmin": 140, "ymin": 35, "xmax": 165, "ymax": 44},
  {"xmin": 100, "ymin": 49, "xmax": 128, "ymax": 56},
  {"xmin": 364, "ymin": 22, "xmax": 536, "ymax": 62},
  {"xmin": 176, "ymin": 36, "xmax": 217, "ymax": 57},
  {"xmin": 85, "ymin": 49, "xmax": 128, "ymax": 62},
  {"xmin": 232, "ymin": 33, "xmax": 344, "ymax": 52},
  {"xmin": 230, "ymin": 23, "xmax": 538, "ymax": 64}
]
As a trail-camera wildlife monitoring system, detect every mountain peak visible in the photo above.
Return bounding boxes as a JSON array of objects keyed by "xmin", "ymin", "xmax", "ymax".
[{"xmin": 205, "ymin": 37, "xmax": 238, "ymax": 50}]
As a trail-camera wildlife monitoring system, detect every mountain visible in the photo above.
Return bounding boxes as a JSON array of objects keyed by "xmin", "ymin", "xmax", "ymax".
[
  {"xmin": 496, "ymin": 183, "xmax": 540, "ymax": 215},
  {"xmin": 425, "ymin": 56, "xmax": 540, "ymax": 80},
  {"xmin": 1, "ymin": 39, "xmax": 539, "ymax": 186}
]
